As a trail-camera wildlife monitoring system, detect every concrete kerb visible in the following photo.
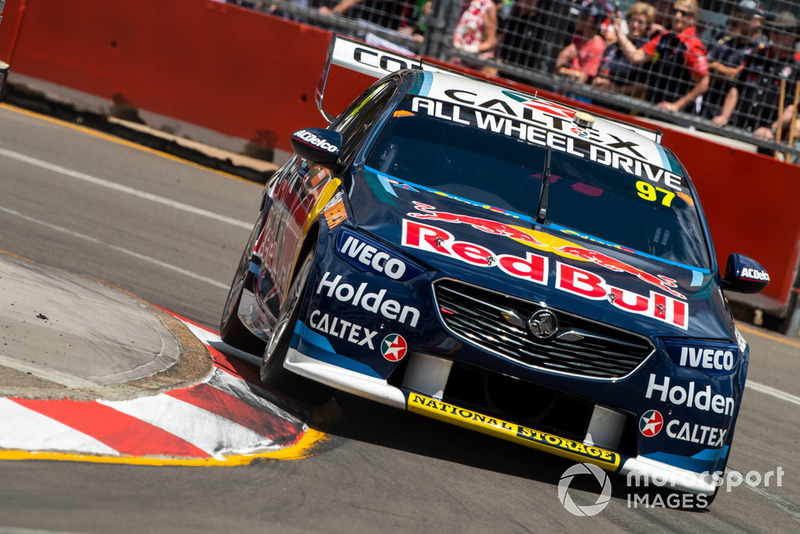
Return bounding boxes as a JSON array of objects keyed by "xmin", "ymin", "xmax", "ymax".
[{"xmin": 0, "ymin": 252, "xmax": 214, "ymax": 402}]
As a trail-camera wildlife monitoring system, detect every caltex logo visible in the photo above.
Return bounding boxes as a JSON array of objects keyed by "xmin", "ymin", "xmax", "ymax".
[
  {"xmin": 381, "ymin": 334, "xmax": 408, "ymax": 362},
  {"xmin": 639, "ymin": 409, "xmax": 664, "ymax": 437},
  {"xmin": 523, "ymin": 100, "xmax": 576, "ymax": 119}
]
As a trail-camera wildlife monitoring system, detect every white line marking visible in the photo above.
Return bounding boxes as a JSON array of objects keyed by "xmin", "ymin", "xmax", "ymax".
[
  {"xmin": 744, "ymin": 480, "xmax": 800, "ymax": 523},
  {"xmin": 0, "ymin": 147, "xmax": 251, "ymax": 229},
  {"xmin": 747, "ymin": 381, "xmax": 800, "ymax": 407},
  {"xmin": 0, "ymin": 206, "xmax": 228, "ymax": 289}
]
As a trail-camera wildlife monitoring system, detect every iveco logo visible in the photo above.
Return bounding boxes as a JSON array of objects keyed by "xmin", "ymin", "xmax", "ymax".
[{"xmin": 528, "ymin": 310, "xmax": 559, "ymax": 339}]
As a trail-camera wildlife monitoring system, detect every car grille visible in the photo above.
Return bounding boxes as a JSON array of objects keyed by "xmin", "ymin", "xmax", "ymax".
[{"xmin": 434, "ymin": 280, "xmax": 654, "ymax": 379}]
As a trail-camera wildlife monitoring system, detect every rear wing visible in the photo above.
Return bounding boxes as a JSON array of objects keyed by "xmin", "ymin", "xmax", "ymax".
[
  {"xmin": 315, "ymin": 35, "xmax": 662, "ymax": 144},
  {"xmin": 315, "ymin": 34, "xmax": 457, "ymax": 123}
]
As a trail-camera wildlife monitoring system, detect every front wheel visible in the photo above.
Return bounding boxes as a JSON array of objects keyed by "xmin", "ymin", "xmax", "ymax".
[
  {"xmin": 260, "ymin": 247, "xmax": 333, "ymax": 405},
  {"xmin": 220, "ymin": 243, "xmax": 266, "ymax": 356}
]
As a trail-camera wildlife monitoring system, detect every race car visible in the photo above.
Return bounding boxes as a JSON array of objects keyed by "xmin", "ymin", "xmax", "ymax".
[{"xmin": 220, "ymin": 35, "xmax": 769, "ymax": 500}]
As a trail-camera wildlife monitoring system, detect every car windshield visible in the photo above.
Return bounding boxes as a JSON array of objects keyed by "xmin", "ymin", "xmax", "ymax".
[{"xmin": 365, "ymin": 97, "xmax": 710, "ymax": 268}]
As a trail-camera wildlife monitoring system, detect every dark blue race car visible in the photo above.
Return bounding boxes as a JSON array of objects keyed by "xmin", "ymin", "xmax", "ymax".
[{"xmin": 220, "ymin": 36, "xmax": 769, "ymax": 501}]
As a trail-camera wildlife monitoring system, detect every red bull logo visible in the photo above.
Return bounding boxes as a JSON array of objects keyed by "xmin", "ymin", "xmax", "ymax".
[
  {"xmin": 407, "ymin": 203, "xmax": 684, "ymax": 299},
  {"xmin": 402, "ymin": 215, "xmax": 689, "ymax": 329}
]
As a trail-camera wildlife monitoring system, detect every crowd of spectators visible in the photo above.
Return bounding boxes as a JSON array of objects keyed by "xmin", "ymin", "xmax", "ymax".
[
  {"xmin": 548, "ymin": 0, "xmax": 798, "ymax": 156},
  {"xmin": 221, "ymin": 0, "xmax": 800, "ymax": 158},
  {"xmin": 502, "ymin": 0, "xmax": 798, "ymax": 157}
]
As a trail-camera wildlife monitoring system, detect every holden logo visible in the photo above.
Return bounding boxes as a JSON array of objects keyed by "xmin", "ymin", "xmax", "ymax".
[
  {"xmin": 639, "ymin": 409, "xmax": 664, "ymax": 437},
  {"xmin": 527, "ymin": 310, "xmax": 558, "ymax": 340},
  {"xmin": 381, "ymin": 333, "xmax": 408, "ymax": 362}
]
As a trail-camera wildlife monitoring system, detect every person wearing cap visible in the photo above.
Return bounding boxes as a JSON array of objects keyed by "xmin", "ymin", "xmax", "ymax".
[
  {"xmin": 703, "ymin": 0, "xmax": 767, "ymax": 125},
  {"xmin": 718, "ymin": 10, "xmax": 799, "ymax": 148},
  {"xmin": 612, "ymin": 0, "xmax": 709, "ymax": 114},
  {"xmin": 593, "ymin": 2, "xmax": 654, "ymax": 97},
  {"xmin": 555, "ymin": 1, "xmax": 608, "ymax": 84}
]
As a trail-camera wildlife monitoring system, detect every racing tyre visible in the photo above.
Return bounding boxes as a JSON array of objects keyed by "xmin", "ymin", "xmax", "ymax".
[
  {"xmin": 220, "ymin": 232, "xmax": 267, "ymax": 356},
  {"xmin": 261, "ymin": 247, "xmax": 333, "ymax": 405}
]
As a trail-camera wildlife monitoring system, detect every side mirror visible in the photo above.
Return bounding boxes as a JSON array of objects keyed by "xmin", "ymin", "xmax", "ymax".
[
  {"xmin": 722, "ymin": 253, "xmax": 769, "ymax": 294},
  {"xmin": 290, "ymin": 128, "xmax": 342, "ymax": 168}
]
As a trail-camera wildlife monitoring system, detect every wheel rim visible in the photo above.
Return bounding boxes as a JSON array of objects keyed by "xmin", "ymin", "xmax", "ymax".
[
  {"xmin": 264, "ymin": 252, "xmax": 314, "ymax": 364},
  {"xmin": 222, "ymin": 217, "xmax": 262, "ymax": 330}
]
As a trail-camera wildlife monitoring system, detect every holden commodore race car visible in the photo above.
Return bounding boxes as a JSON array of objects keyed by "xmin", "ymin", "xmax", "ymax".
[{"xmin": 220, "ymin": 35, "xmax": 769, "ymax": 501}]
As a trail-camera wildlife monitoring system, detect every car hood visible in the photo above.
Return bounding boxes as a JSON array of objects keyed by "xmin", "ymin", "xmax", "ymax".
[{"xmin": 346, "ymin": 166, "xmax": 734, "ymax": 340}]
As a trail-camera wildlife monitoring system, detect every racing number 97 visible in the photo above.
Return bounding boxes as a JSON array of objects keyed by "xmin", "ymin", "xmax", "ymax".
[{"xmin": 636, "ymin": 181, "xmax": 675, "ymax": 207}]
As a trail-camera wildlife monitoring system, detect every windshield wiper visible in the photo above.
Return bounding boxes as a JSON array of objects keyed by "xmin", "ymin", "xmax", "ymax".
[{"xmin": 536, "ymin": 145, "xmax": 552, "ymax": 224}]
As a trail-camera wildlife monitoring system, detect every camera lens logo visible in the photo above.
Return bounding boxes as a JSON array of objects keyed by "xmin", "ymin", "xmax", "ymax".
[{"xmin": 558, "ymin": 463, "xmax": 612, "ymax": 516}]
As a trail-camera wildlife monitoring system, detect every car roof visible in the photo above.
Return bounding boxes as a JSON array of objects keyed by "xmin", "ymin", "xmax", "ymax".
[
  {"xmin": 402, "ymin": 69, "xmax": 675, "ymax": 174},
  {"xmin": 321, "ymin": 36, "xmax": 679, "ymax": 180}
]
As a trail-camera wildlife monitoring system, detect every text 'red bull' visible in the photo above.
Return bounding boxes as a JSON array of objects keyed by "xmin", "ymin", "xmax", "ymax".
[
  {"xmin": 407, "ymin": 202, "xmax": 684, "ymax": 299},
  {"xmin": 402, "ymin": 218, "xmax": 688, "ymax": 329}
]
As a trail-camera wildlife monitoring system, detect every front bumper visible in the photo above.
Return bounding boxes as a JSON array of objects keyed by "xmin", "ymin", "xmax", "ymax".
[{"xmin": 286, "ymin": 344, "xmax": 723, "ymax": 496}]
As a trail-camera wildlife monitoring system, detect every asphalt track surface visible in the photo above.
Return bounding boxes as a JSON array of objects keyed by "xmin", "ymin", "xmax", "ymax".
[{"xmin": 1, "ymin": 103, "xmax": 800, "ymax": 533}]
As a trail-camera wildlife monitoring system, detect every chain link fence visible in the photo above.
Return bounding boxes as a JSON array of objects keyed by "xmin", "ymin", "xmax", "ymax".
[{"xmin": 230, "ymin": 0, "xmax": 800, "ymax": 162}]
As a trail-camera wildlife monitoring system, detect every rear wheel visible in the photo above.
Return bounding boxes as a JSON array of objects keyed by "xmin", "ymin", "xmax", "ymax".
[
  {"xmin": 220, "ymin": 228, "xmax": 267, "ymax": 355},
  {"xmin": 260, "ymin": 247, "xmax": 333, "ymax": 405}
]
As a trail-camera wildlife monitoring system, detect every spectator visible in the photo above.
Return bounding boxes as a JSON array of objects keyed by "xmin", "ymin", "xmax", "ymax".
[
  {"xmin": 320, "ymin": 0, "xmax": 408, "ymax": 31},
  {"xmin": 399, "ymin": 0, "xmax": 432, "ymax": 43},
  {"xmin": 593, "ymin": 1, "xmax": 654, "ymax": 97},
  {"xmin": 555, "ymin": 1, "xmax": 608, "ymax": 84},
  {"xmin": 497, "ymin": 0, "xmax": 545, "ymax": 71},
  {"xmin": 703, "ymin": 0, "xmax": 766, "ymax": 125},
  {"xmin": 452, "ymin": 0, "xmax": 501, "ymax": 69},
  {"xmin": 720, "ymin": 11, "xmax": 799, "ymax": 148},
  {"xmin": 743, "ymin": 0, "xmax": 768, "ymax": 48},
  {"xmin": 649, "ymin": 0, "xmax": 671, "ymax": 34},
  {"xmin": 597, "ymin": 0, "xmax": 619, "ymax": 31},
  {"xmin": 613, "ymin": 0, "xmax": 709, "ymax": 114}
]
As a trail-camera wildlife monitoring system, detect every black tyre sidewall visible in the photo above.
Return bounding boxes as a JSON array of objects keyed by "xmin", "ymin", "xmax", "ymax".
[{"xmin": 220, "ymin": 221, "xmax": 267, "ymax": 355}]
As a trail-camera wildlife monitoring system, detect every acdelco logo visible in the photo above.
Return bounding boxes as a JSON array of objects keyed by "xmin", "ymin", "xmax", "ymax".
[
  {"xmin": 740, "ymin": 268, "xmax": 770, "ymax": 281},
  {"xmin": 294, "ymin": 129, "xmax": 338, "ymax": 153}
]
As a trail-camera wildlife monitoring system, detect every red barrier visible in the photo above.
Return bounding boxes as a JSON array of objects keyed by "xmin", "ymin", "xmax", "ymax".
[
  {"xmin": 0, "ymin": 0, "xmax": 797, "ymax": 320},
  {"xmin": 0, "ymin": 0, "xmax": 334, "ymax": 156}
]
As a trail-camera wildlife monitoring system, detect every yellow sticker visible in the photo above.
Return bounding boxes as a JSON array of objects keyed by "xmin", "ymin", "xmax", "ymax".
[{"xmin": 407, "ymin": 393, "xmax": 621, "ymax": 470}]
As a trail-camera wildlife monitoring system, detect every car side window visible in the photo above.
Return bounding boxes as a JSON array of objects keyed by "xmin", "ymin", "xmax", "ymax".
[{"xmin": 332, "ymin": 80, "xmax": 397, "ymax": 163}]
